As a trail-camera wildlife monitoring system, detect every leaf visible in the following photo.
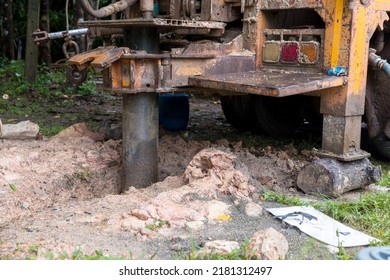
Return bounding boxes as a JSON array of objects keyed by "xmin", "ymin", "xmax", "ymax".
[
  {"xmin": 9, "ymin": 183, "xmax": 17, "ymax": 192},
  {"xmin": 215, "ymin": 214, "xmax": 232, "ymax": 221}
]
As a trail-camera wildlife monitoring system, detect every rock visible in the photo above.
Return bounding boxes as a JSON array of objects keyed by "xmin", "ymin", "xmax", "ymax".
[
  {"xmin": 140, "ymin": 227, "xmax": 153, "ymax": 237},
  {"xmin": 183, "ymin": 148, "xmax": 255, "ymax": 199},
  {"xmin": 53, "ymin": 123, "xmax": 104, "ymax": 141},
  {"xmin": 0, "ymin": 119, "xmax": 39, "ymax": 140},
  {"xmin": 98, "ymin": 121, "xmax": 122, "ymax": 140},
  {"xmin": 257, "ymin": 176, "xmax": 274, "ymax": 185},
  {"xmin": 121, "ymin": 217, "xmax": 146, "ymax": 233},
  {"xmin": 286, "ymin": 159, "xmax": 295, "ymax": 170},
  {"xmin": 245, "ymin": 202, "xmax": 263, "ymax": 217},
  {"xmin": 185, "ymin": 221, "xmax": 204, "ymax": 231},
  {"xmin": 301, "ymin": 149, "xmax": 312, "ymax": 158},
  {"xmin": 245, "ymin": 228, "xmax": 288, "ymax": 260},
  {"xmin": 198, "ymin": 240, "xmax": 240, "ymax": 256},
  {"xmin": 286, "ymin": 144, "xmax": 298, "ymax": 156},
  {"xmin": 205, "ymin": 200, "xmax": 230, "ymax": 222},
  {"xmin": 366, "ymin": 184, "xmax": 389, "ymax": 192},
  {"xmin": 276, "ymin": 151, "xmax": 289, "ymax": 160},
  {"xmin": 131, "ymin": 209, "xmax": 150, "ymax": 221}
]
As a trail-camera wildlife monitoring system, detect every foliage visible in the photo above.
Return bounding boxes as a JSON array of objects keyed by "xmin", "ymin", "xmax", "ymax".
[
  {"xmin": 180, "ymin": 240, "xmax": 255, "ymax": 260},
  {"xmin": 0, "ymin": 59, "xmax": 101, "ymax": 136},
  {"xmin": 145, "ymin": 220, "xmax": 169, "ymax": 231},
  {"xmin": 374, "ymin": 160, "xmax": 390, "ymax": 187},
  {"xmin": 9, "ymin": 183, "xmax": 17, "ymax": 192}
]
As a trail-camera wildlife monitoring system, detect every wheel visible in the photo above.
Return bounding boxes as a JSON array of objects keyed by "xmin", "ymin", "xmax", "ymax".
[
  {"xmin": 365, "ymin": 67, "xmax": 390, "ymax": 161},
  {"xmin": 369, "ymin": 133, "xmax": 390, "ymax": 161},
  {"xmin": 253, "ymin": 95, "xmax": 303, "ymax": 137},
  {"xmin": 220, "ymin": 95, "xmax": 263, "ymax": 133}
]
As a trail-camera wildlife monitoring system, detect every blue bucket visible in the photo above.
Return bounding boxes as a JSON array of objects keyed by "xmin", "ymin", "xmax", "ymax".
[
  {"xmin": 159, "ymin": 93, "xmax": 189, "ymax": 131},
  {"xmin": 356, "ymin": 247, "xmax": 390, "ymax": 260}
]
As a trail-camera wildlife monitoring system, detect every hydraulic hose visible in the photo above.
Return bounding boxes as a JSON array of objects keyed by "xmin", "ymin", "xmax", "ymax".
[
  {"xmin": 368, "ymin": 48, "xmax": 390, "ymax": 77},
  {"xmin": 79, "ymin": 0, "xmax": 138, "ymax": 18},
  {"xmin": 382, "ymin": 60, "xmax": 390, "ymax": 76}
]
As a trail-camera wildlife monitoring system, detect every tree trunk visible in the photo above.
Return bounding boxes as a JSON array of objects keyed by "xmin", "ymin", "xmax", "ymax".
[
  {"xmin": 73, "ymin": 0, "xmax": 87, "ymax": 53},
  {"xmin": 0, "ymin": 0, "xmax": 3, "ymax": 56},
  {"xmin": 25, "ymin": 0, "xmax": 40, "ymax": 83},
  {"xmin": 297, "ymin": 158, "xmax": 381, "ymax": 197},
  {"xmin": 3, "ymin": 0, "xmax": 15, "ymax": 60},
  {"xmin": 39, "ymin": 0, "xmax": 51, "ymax": 65}
]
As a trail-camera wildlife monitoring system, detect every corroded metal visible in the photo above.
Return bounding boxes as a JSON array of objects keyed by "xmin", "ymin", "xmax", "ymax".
[
  {"xmin": 189, "ymin": 71, "xmax": 345, "ymax": 97},
  {"xmin": 69, "ymin": 0, "xmax": 390, "ymax": 193},
  {"xmin": 260, "ymin": 0, "xmax": 323, "ymax": 10},
  {"xmin": 78, "ymin": 18, "xmax": 226, "ymax": 36},
  {"xmin": 67, "ymin": 33, "xmax": 255, "ymax": 94}
]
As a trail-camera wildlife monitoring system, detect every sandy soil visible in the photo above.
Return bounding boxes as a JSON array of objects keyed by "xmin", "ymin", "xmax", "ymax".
[{"xmin": 0, "ymin": 95, "xmax": 349, "ymax": 260}]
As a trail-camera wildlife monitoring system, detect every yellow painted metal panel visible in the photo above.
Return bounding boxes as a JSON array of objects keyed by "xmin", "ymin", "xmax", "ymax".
[{"xmin": 331, "ymin": 0, "xmax": 345, "ymax": 68}]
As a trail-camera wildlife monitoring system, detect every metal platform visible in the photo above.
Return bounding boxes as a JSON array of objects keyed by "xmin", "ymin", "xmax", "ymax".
[{"xmin": 188, "ymin": 70, "xmax": 346, "ymax": 97}]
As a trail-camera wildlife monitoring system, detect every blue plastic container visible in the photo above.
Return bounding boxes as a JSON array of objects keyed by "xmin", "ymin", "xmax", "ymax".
[
  {"xmin": 356, "ymin": 247, "xmax": 390, "ymax": 260},
  {"xmin": 159, "ymin": 93, "xmax": 189, "ymax": 131}
]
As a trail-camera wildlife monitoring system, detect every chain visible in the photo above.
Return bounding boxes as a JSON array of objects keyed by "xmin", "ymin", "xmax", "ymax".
[{"xmin": 62, "ymin": 0, "xmax": 80, "ymax": 59}]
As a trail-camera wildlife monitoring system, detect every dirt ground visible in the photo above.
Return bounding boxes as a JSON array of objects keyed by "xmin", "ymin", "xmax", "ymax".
[{"xmin": 0, "ymin": 94, "xmax": 365, "ymax": 259}]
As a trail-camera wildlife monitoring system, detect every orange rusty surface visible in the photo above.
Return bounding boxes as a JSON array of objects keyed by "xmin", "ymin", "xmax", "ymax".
[
  {"xmin": 260, "ymin": 0, "xmax": 323, "ymax": 9},
  {"xmin": 189, "ymin": 70, "xmax": 345, "ymax": 97},
  {"xmin": 68, "ymin": 46, "xmax": 128, "ymax": 71}
]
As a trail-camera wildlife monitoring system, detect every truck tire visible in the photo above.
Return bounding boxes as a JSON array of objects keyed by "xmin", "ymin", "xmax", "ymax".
[
  {"xmin": 220, "ymin": 95, "xmax": 263, "ymax": 133},
  {"xmin": 253, "ymin": 95, "xmax": 303, "ymax": 137},
  {"xmin": 365, "ymin": 67, "xmax": 390, "ymax": 161},
  {"xmin": 369, "ymin": 133, "xmax": 390, "ymax": 161}
]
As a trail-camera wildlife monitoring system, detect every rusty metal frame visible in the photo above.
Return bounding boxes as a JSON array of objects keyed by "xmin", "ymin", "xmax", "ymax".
[{"xmin": 69, "ymin": 0, "xmax": 390, "ymax": 162}]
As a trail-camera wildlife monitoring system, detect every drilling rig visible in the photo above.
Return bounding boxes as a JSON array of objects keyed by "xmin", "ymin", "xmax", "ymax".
[{"xmin": 34, "ymin": 0, "xmax": 390, "ymax": 196}]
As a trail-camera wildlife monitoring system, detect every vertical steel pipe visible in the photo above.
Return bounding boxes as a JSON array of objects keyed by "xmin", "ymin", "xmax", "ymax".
[
  {"xmin": 122, "ymin": 93, "xmax": 158, "ymax": 189},
  {"xmin": 122, "ymin": 27, "xmax": 159, "ymax": 190}
]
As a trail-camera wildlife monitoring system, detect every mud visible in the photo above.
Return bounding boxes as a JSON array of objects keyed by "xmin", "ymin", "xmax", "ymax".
[{"xmin": 0, "ymin": 95, "xmax": 352, "ymax": 260}]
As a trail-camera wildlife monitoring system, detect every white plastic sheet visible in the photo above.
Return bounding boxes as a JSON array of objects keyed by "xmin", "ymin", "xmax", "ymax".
[{"xmin": 267, "ymin": 206, "xmax": 380, "ymax": 247}]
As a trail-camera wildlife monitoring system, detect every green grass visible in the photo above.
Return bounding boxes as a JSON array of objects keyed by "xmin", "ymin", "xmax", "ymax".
[
  {"xmin": 0, "ymin": 59, "xmax": 105, "ymax": 136},
  {"xmin": 180, "ymin": 240, "xmax": 257, "ymax": 260},
  {"xmin": 376, "ymin": 163, "xmax": 390, "ymax": 187}
]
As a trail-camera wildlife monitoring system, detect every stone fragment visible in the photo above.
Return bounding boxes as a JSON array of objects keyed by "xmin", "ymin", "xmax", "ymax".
[
  {"xmin": 206, "ymin": 200, "xmax": 230, "ymax": 221},
  {"xmin": 0, "ymin": 119, "xmax": 39, "ymax": 140},
  {"xmin": 131, "ymin": 209, "xmax": 150, "ymax": 221},
  {"xmin": 121, "ymin": 217, "xmax": 146, "ymax": 233},
  {"xmin": 245, "ymin": 202, "xmax": 263, "ymax": 217},
  {"xmin": 367, "ymin": 184, "xmax": 389, "ymax": 192},
  {"xmin": 197, "ymin": 240, "xmax": 240, "ymax": 256},
  {"xmin": 53, "ymin": 123, "xmax": 104, "ymax": 141},
  {"xmin": 245, "ymin": 227, "xmax": 288, "ymax": 260},
  {"xmin": 185, "ymin": 221, "xmax": 204, "ymax": 231},
  {"xmin": 183, "ymin": 148, "xmax": 255, "ymax": 199},
  {"xmin": 257, "ymin": 176, "xmax": 273, "ymax": 185}
]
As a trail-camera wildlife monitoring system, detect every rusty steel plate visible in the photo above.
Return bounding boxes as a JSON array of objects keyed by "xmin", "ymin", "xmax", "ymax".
[{"xmin": 188, "ymin": 70, "xmax": 345, "ymax": 97}]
